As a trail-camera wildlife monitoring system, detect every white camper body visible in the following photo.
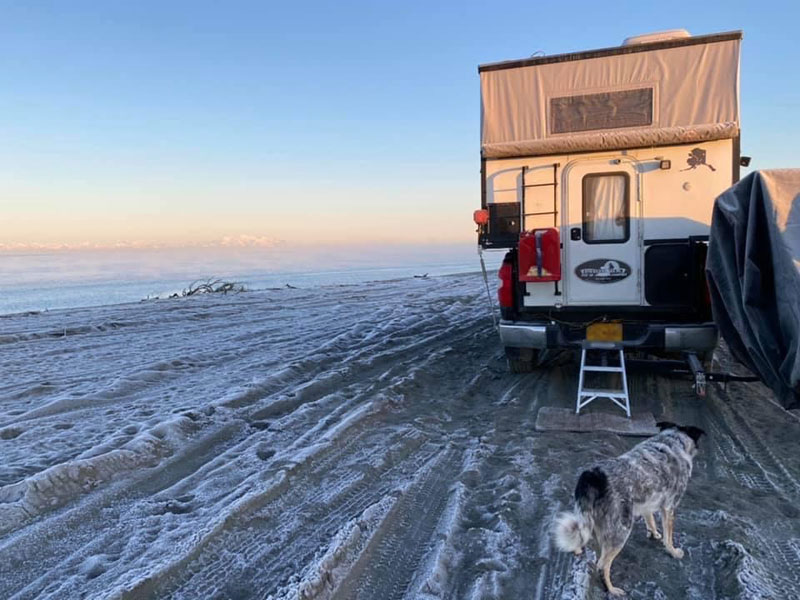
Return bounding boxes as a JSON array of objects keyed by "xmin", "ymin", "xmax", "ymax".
[
  {"xmin": 478, "ymin": 31, "xmax": 742, "ymax": 359},
  {"xmin": 487, "ymin": 139, "xmax": 734, "ymax": 308}
]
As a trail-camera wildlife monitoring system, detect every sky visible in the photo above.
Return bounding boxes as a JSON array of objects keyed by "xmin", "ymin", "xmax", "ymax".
[{"xmin": 1, "ymin": 0, "xmax": 798, "ymax": 249}]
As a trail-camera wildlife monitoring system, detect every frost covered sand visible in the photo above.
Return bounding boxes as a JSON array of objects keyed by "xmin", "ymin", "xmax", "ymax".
[{"xmin": 1, "ymin": 273, "xmax": 799, "ymax": 599}]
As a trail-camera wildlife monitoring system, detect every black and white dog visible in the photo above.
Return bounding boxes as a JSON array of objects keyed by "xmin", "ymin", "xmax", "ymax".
[{"xmin": 554, "ymin": 422, "xmax": 705, "ymax": 596}]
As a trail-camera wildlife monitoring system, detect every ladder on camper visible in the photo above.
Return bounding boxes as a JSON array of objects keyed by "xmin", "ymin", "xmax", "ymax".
[
  {"xmin": 576, "ymin": 345, "xmax": 631, "ymax": 417},
  {"xmin": 521, "ymin": 164, "xmax": 562, "ymax": 297},
  {"xmin": 521, "ymin": 163, "xmax": 560, "ymax": 229}
]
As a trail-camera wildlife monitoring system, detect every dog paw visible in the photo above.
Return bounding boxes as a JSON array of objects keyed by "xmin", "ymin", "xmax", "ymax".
[
  {"xmin": 668, "ymin": 547, "xmax": 684, "ymax": 559},
  {"xmin": 646, "ymin": 530, "xmax": 662, "ymax": 540},
  {"xmin": 607, "ymin": 585, "xmax": 626, "ymax": 597}
]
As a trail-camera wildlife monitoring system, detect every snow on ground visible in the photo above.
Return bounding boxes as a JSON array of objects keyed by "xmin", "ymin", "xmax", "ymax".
[{"xmin": 1, "ymin": 273, "xmax": 799, "ymax": 599}]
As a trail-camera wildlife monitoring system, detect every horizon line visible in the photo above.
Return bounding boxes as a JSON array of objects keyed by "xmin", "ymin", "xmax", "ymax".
[{"xmin": 0, "ymin": 236, "xmax": 477, "ymax": 253}]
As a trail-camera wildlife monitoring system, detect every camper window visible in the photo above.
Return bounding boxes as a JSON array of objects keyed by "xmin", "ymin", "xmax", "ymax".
[
  {"xmin": 582, "ymin": 173, "xmax": 629, "ymax": 244},
  {"xmin": 550, "ymin": 88, "xmax": 653, "ymax": 134}
]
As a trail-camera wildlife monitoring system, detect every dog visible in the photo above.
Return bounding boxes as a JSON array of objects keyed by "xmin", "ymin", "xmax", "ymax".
[{"xmin": 553, "ymin": 422, "xmax": 705, "ymax": 596}]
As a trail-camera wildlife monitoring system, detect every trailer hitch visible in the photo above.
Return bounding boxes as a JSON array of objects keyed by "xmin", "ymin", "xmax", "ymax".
[
  {"xmin": 624, "ymin": 354, "xmax": 760, "ymax": 396},
  {"xmin": 685, "ymin": 352, "xmax": 706, "ymax": 397}
]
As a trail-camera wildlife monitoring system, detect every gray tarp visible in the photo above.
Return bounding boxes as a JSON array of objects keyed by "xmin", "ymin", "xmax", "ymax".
[{"xmin": 707, "ymin": 169, "xmax": 800, "ymax": 409}]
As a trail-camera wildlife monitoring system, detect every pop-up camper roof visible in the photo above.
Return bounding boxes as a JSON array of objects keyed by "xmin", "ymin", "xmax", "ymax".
[{"xmin": 479, "ymin": 31, "xmax": 742, "ymax": 158}]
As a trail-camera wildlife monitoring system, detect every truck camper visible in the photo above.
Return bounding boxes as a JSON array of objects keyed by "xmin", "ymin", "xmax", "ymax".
[{"xmin": 475, "ymin": 30, "xmax": 743, "ymax": 378}]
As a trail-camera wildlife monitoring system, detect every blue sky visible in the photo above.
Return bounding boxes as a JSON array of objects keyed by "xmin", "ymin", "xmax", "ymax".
[{"xmin": 1, "ymin": 0, "xmax": 797, "ymax": 247}]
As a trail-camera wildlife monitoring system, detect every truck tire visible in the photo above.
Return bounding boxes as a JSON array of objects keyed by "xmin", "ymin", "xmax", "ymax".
[{"xmin": 505, "ymin": 347, "xmax": 540, "ymax": 373}]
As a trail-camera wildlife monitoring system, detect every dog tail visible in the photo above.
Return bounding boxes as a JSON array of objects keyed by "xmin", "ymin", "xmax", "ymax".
[
  {"xmin": 554, "ymin": 467, "xmax": 607, "ymax": 553},
  {"xmin": 553, "ymin": 510, "xmax": 590, "ymax": 553}
]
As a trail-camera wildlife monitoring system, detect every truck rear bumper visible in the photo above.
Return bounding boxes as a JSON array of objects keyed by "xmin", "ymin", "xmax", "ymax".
[{"xmin": 498, "ymin": 320, "xmax": 718, "ymax": 352}]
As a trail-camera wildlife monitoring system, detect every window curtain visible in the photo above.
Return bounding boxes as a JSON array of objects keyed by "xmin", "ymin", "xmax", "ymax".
[{"xmin": 584, "ymin": 175, "xmax": 627, "ymax": 241}]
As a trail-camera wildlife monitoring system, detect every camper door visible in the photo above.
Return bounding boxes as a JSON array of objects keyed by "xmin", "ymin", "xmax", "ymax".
[{"xmin": 564, "ymin": 159, "xmax": 640, "ymax": 305}]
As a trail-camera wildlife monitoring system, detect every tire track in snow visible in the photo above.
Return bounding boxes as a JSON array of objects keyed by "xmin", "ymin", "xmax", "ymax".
[
  {"xmin": 329, "ymin": 447, "xmax": 463, "ymax": 600},
  {"xmin": 3, "ymin": 288, "xmax": 494, "ymax": 597},
  {"xmin": 707, "ymin": 386, "xmax": 800, "ymax": 499},
  {"xmin": 0, "ymin": 278, "xmax": 486, "ymax": 506},
  {"xmin": 122, "ymin": 333, "xmax": 493, "ymax": 598},
  {"xmin": 225, "ymin": 307, "xmax": 485, "ymax": 415},
  {"xmin": 110, "ymin": 316, "xmax": 494, "ymax": 598},
  {"xmin": 727, "ymin": 391, "xmax": 798, "ymax": 490},
  {"xmin": 0, "ymin": 280, "xmax": 444, "ymax": 422},
  {"xmin": 0, "ymin": 418, "xmax": 247, "ymax": 599},
  {"xmin": 116, "ymin": 427, "xmax": 438, "ymax": 599},
  {"xmin": 446, "ymin": 371, "xmax": 557, "ymax": 600}
]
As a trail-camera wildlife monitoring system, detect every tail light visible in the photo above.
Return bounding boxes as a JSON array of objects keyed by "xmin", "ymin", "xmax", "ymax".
[
  {"xmin": 473, "ymin": 209, "xmax": 489, "ymax": 226},
  {"xmin": 498, "ymin": 259, "xmax": 514, "ymax": 308}
]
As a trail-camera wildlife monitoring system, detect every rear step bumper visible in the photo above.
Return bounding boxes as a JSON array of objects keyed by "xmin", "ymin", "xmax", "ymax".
[{"xmin": 498, "ymin": 320, "xmax": 718, "ymax": 352}]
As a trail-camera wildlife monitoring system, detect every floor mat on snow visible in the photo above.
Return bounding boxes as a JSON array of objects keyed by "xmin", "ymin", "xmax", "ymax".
[{"xmin": 535, "ymin": 406, "xmax": 658, "ymax": 436}]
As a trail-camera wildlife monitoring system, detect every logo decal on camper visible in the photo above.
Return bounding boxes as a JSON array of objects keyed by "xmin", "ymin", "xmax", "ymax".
[
  {"xmin": 681, "ymin": 147, "xmax": 716, "ymax": 172},
  {"xmin": 574, "ymin": 259, "xmax": 632, "ymax": 284}
]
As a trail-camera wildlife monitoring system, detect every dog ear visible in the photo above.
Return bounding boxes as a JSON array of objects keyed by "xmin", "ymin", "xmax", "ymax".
[
  {"xmin": 678, "ymin": 425, "xmax": 706, "ymax": 445},
  {"xmin": 656, "ymin": 421, "xmax": 677, "ymax": 431}
]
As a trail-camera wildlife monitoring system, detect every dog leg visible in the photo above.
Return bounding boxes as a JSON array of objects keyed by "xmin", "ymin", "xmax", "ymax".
[
  {"xmin": 660, "ymin": 508, "xmax": 684, "ymax": 559},
  {"xmin": 644, "ymin": 513, "xmax": 661, "ymax": 540},
  {"xmin": 598, "ymin": 545, "xmax": 625, "ymax": 596}
]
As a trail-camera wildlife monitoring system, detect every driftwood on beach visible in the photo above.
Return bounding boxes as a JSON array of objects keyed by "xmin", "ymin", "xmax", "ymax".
[{"xmin": 169, "ymin": 278, "xmax": 247, "ymax": 298}]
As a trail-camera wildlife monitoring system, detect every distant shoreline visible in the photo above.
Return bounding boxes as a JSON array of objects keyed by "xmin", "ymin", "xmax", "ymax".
[{"xmin": 0, "ymin": 246, "xmax": 500, "ymax": 317}]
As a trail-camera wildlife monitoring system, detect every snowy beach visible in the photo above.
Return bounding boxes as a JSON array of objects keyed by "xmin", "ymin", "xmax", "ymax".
[{"xmin": 1, "ymin": 272, "xmax": 799, "ymax": 599}]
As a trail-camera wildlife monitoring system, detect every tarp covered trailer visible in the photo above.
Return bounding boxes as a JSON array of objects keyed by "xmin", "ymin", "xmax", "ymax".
[
  {"xmin": 707, "ymin": 169, "xmax": 800, "ymax": 410},
  {"xmin": 475, "ymin": 30, "xmax": 743, "ymax": 370}
]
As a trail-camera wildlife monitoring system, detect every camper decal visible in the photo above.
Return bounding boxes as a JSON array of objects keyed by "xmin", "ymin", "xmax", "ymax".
[
  {"xmin": 681, "ymin": 148, "xmax": 716, "ymax": 172},
  {"xmin": 575, "ymin": 259, "xmax": 631, "ymax": 284}
]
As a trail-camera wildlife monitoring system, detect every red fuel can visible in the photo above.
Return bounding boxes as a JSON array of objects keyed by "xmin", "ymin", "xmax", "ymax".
[{"xmin": 518, "ymin": 228, "xmax": 561, "ymax": 282}]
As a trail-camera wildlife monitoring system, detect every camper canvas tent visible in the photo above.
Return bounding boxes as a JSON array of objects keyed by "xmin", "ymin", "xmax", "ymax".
[
  {"xmin": 707, "ymin": 170, "xmax": 800, "ymax": 410},
  {"xmin": 480, "ymin": 31, "xmax": 741, "ymax": 160}
]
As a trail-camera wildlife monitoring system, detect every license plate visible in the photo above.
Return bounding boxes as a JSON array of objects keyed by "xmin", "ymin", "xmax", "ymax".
[{"xmin": 586, "ymin": 322, "xmax": 622, "ymax": 342}]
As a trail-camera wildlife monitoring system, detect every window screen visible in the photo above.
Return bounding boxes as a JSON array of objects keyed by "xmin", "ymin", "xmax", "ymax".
[
  {"xmin": 550, "ymin": 88, "xmax": 653, "ymax": 134},
  {"xmin": 582, "ymin": 173, "xmax": 629, "ymax": 243}
]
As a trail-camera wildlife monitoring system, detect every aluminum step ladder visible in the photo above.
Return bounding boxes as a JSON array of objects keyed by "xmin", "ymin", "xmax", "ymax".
[{"xmin": 576, "ymin": 345, "xmax": 630, "ymax": 417}]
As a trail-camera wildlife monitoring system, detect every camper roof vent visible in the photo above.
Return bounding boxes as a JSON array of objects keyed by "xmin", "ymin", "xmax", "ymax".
[{"xmin": 622, "ymin": 29, "xmax": 691, "ymax": 46}]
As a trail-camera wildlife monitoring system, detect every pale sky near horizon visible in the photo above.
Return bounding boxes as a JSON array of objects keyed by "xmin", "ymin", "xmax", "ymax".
[{"xmin": 1, "ymin": 0, "xmax": 798, "ymax": 248}]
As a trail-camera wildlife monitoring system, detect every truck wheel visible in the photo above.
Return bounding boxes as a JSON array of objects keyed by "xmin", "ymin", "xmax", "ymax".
[{"xmin": 505, "ymin": 347, "xmax": 540, "ymax": 373}]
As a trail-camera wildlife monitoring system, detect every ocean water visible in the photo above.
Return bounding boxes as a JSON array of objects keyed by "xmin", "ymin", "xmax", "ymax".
[{"xmin": 0, "ymin": 243, "xmax": 504, "ymax": 316}]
